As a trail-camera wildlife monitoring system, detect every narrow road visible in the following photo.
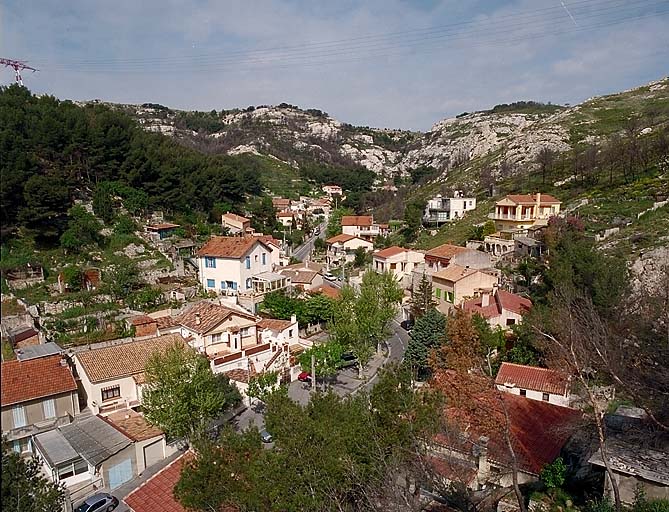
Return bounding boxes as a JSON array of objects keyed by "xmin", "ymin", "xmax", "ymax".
[{"xmin": 292, "ymin": 221, "xmax": 326, "ymax": 261}]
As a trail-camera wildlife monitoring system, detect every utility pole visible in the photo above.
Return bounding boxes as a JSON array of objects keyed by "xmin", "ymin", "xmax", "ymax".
[
  {"xmin": 311, "ymin": 353, "xmax": 316, "ymax": 391},
  {"xmin": 1, "ymin": 58, "xmax": 38, "ymax": 86}
]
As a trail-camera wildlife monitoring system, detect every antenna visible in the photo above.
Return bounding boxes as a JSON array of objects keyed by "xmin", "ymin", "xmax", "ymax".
[{"xmin": 1, "ymin": 58, "xmax": 39, "ymax": 86}]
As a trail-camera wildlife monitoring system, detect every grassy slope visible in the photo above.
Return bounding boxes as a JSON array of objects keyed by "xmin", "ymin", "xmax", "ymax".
[{"xmin": 253, "ymin": 155, "xmax": 314, "ymax": 199}]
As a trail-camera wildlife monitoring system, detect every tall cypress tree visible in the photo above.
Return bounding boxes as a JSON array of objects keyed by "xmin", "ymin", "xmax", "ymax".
[
  {"xmin": 409, "ymin": 272, "xmax": 437, "ymax": 319},
  {"xmin": 404, "ymin": 307, "xmax": 446, "ymax": 380}
]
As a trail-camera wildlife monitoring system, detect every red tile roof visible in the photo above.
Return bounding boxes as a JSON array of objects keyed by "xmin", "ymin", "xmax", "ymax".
[
  {"xmin": 1, "ymin": 355, "xmax": 77, "ymax": 406},
  {"xmin": 222, "ymin": 212, "xmax": 250, "ymax": 224},
  {"xmin": 131, "ymin": 315, "xmax": 156, "ymax": 326},
  {"xmin": 434, "ymin": 372, "xmax": 580, "ymax": 475},
  {"xmin": 197, "ymin": 236, "xmax": 267, "ymax": 258},
  {"xmin": 257, "ymin": 318, "xmax": 294, "ymax": 331},
  {"xmin": 178, "ymin": 301, "xmax": 255, "ymax": 334},
  {"xmin": 461, "ymin": 290, "xmax": 532, "ymax": 319},
  {"xmin": 309, "ymin": 284, "xmax": 341, "ymax": 299},
  {"xmin": 495, "ymin": 362, "xmax": 570, "ymax": 396},
  {"xmin": 341, "ymin": 215, "xmax": 372, "ymax": 226},
  {"xmin": 326, "ymin": 233, "xmax": 357, "ymax": 244},
  {"xmin": 277, "ymin": 210, "xmax": 294, "ymax": 218},
  {"xmin": 502, "ymin": 194, "xmax": 561, "ymax": 205},
  {"xmin": 374, "ymin": 246, "xmax": 407, "ymax": 259},
  {"xmin": 432, "ymin": 264, "xmax": 478, "ymax": 283},
  {"xmin": 426, "ymin": 243, "xmax": 469, "ymax": 260},
  {"xmin": 125, "ymin": 453, "xmax": 191, "ymax": 512}
]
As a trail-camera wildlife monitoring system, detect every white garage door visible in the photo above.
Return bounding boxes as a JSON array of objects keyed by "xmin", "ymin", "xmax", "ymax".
[
  {"xmin": 143, "ymin": 440, "xmax": 164, "ymax": 469},
  {"xmin": 107, "ymin": 458, "xmax": 133, "ymax": 490}
]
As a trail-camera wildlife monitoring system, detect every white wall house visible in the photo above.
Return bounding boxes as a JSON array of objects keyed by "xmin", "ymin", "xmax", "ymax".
[
  {"xmin": 197, "ymin": 237, "xmax": 276, "ymax": 296},
  {"xmin": 495, "ymin": 362, "xmax": 572, "ymax": 407},
  {"xmin": 461, "ymin": 289, "xmax": 532, "ymax": 330},
  {"xmin": 326, "ymin": 234, "xmax": 374, "ymax": 266},
  {"xmin": 372, "ymin": 246, "xmax": 425, "ymax": 288},
  {"xmin": 423, "ymin": 192, "xmax": 477, "ymax": 225}
]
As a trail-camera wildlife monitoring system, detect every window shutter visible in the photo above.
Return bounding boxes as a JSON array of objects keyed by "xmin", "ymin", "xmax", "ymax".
[
  {"xmin": 43, "ymin": 398, "xmax": 57, "ymax": 419},
  {"xmin": 12, "ymin": 405, "xmax": 27, "ymax": 428}
]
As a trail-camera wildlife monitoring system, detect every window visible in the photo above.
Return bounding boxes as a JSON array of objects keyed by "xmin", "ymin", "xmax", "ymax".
[
  {"xmin": 101, "ymin": 386, "xmax": 121, "ymax": 402},
  {"xmin": 204, "ymin": 256, "xmax": 216, "ymax": 268},
  {"xmin": 255, "ymin": 254, "xmax": 258, "ymax": 262},
  {"xmin": 211, "ymin": 333, "xmax": 221, "ymax": 343},
  {"xmin": 12, "ymin": 405, "xmax": 26, "ymax": 428},
  {"xmin": 246, "ymin": 277, "xmax": 252, "ymax": 289},
  {"xmin": 230, "ymin": 281, "xmax": 237, "ymax": 290},
  {"xmin": 542, "ymin": 393, "xmax": 550, "ymax": 402},
  {"xmin": 43, "ymin": 398, "xmax": 56, "ymax": 419},
  {"xmin": 57, "ymin": 459, "xmax": 88, "ymax": 481},
  {"xmin": 12, "ymin": 441, "xmax": 21, "ymax": 453},
  {"xmin": 262, "ymin": 253, "xmax": 267, "ymax": 265},
  {"xmin": 220, "ymin": 281, "xmax": 227, "ymax": 289},
  {"xmin": 446, "ymin": 291, "xmax": 454, "ymax": 303},
  {"xmin": 288, "ymin": 329, "xmax": 294, "ymax": 338},
  {"xmin": 520, "ymin": 389, "xmax": 527, "ymax": 397},
  {"xmin": 435, "ymin": 288, "xmax": 441, "ymax": 299},
  {"xmin": 506, "ymin": 318, "xmax": 516, "ymax": 326},
  {"xmin": 206, "ymin": 279, "xmax": 215, "ymax": 288},
  {"xmin": 245, "ymin": 256, "xmax": 251, "ymax": 269}
]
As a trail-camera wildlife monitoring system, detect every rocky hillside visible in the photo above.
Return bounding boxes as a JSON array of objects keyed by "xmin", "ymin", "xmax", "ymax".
[{"xmin": 106, "ymin": 77, "xmax": 669, "ymax": 184}]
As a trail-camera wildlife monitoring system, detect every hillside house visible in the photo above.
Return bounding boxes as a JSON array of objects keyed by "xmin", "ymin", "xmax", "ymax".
[
  {"xmin": 461, "ymin": 289, "xmax": 532, "ymax": 329},
  {"xmin": 277, "ymin": 210, "xmax": 296, "ymax": 228},
  {"xmin": 196, "ymin": 236, "xmax": 279, "ymax": 296},
  {"xmin": 489, "ymin": 193, "xmax": 561, "ymax": 232},
  {"xmin": 373, "ymin": 246, "xmax": 425, "ymax": 288},
  {"xmin": 146, "ymin": 222, "xmax": 180, "ymax": 240},
  {"xmin": 322, "ymin": 184, "xmax": 343, "ymax": 196},
  {"xmin": 341, "ymin": 215, "xmax": 389, "ymax": 240},
  {"xmin": 495, "ymin": 362, "xmax": 571, "ymax": 407},
  {"xmin": 73, "ymin": 334, "xmax": 185, "ymax": 415},
  {"xmin": 278, "ymin": 265, "xmax": 324, "ymax": 292},
  {"xmin": 272, "ymin": 197, "xmax": 291, "ymax": 211},
  {"xmin": 423, "ymin": 243, "xmax": 492, "ymax": 274},
  {"xmin": 423, "ymin": 192, "xmax": 477, "ymax": 225},
  {"xmin": 326, "ymin": 234, "xmax": 374, "ymax": 266},
  {"xmin": 221, "ymin": 212, "xmax": 251, "ymax": 235},
  {"xmin": 431, "ymin": 265, "xmax": 498, "ymax": 314},
  {"xmin": 1, "ymin": 354, "xmax": 79, "ymax": 455}
]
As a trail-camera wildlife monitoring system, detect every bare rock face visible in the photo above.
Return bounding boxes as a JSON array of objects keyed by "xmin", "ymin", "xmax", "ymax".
[{"xmin": 630, "ymin": 245, "xmax": 669, "ymax": 296}]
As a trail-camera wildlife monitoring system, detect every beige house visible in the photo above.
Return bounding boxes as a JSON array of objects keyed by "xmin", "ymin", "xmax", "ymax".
[
  {"xmin": 373, "ymin": 246, "xmax": 424, "ymax": 288},
  {"xmin": 489, "ymin": 193, "xmax": 561, "ymax": 232},
  {"xmin": 341, "ymin": 215, "xmax": 389, "ymax": 240},
  {"xmin": 277, "ymin": 210, "xmax": 296, "ymax": 228},
  {"xmin": 326, "ymin": 234, "xmax": 374, "ymax": 266},
  {"xmin": 1, "ymin": 354, "xmax": 79, "ymax": 455},
  {"xmin": 461, "ymin": 289, "xmax": 532, "ymax": 330},
  {"xmin": 221, "ymin": 212, "xmax": 251, "ymax": 235},
  {"xmin": 278, "ymin": 265, "xmax": 324, "ymax": 292},
  {"xmin": 73, "ymin": 334, "xmax": 185, "ymax": 415},
  {"xmin": 424, "ymin": 243, "xmax": 492, "ymax": 274},
  {"xmin": 172, "ymin": 301, "xmax": 259, "ymax": 357},
  {"xmin": 431, "ymin": 264, "xmax": 498, "ymax": 314}
]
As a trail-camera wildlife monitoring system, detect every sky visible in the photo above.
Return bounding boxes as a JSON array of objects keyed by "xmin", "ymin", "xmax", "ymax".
[{"xmin": 2, "ymin": 0, "xmax": 668, "ymax": 130}]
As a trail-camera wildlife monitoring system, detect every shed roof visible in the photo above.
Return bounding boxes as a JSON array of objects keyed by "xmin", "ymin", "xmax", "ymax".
[
  {"xmin": 15, "ymin": 342, "xmax": 62, "ymax": 361},
  {"xmin": 33, "ymin": 429, "xmax": 81, "ymax": 466},
  {"xmin": 588, "ymin": 438, "xmax": 669, "ymax": 485}
]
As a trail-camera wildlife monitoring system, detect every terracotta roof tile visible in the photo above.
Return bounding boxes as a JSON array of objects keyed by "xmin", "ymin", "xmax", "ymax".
[
  {"xmin": 432, "ymin": 264, "xmax": 478, "ymax": 282},
  {"xmin": 258, "ymin": 318, "xmax": 294, "ymax": 331},
  {"xmin": 125, "ymin": 453, "xmax": 192, "ymax": 512},
  {"xmin": 326, "ymin": 233, "xmax": 357, "ymax": 244},
  {"xmin": 277, "ymin": 210, "xmax": 294, "ymax": 218},
  {"xmin": 309, "ymin": 284, "xmax": 341, "ymax": 299},
  {"xmin": 495, "ymin": 362, "xmax": 570, "ymax": 396},
  {"xmin": 105, "ymin": 409, "xmax": 163, "ymax": 442},
  {"xmin": 462, "ymin": 290, "xmax": 532, "ymax": 319},
  {"xmin": 224, "ymin": 368, "xmax": 252, "ymax": 383},
  {"xmin": 374, "ymin": 246, "xmax": 407, "ymax": 259},
  {"xmin": 341, "ymin": 215, "xmax": 373, "ymax": 226},
  {"xmin": 221, "ymin": 212, "xmax": 250, "ymax": 223},
  {"xmin": 1, "ymin": 355, "xmax": 77, "ymax": 406},
  {"xmin": 197, "ymin": 236, "xmax": 267, "ymax": 258},
  {"xmin": 75, "ymin": 334, "xmax": 185, "ymax": 384},
  {"xmin": 502, "ymin": 194, "xmax": 561, "ymax": 205},
  {"xmin": 279, "ymin": 268, "xmax": 318, "ymax": 284},
  {"xmin": 131, "ymin": 315, "xmax": 156, "ymax": 326},
  {"xmin": 178, "ymin": 301, "xmax": 256, "ymax": 334},
  {"xmin": 426, "ymin": 243, "xmax": 469, "ymax": 260}
]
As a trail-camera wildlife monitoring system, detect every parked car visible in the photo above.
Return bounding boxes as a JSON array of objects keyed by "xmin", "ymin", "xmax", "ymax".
[
  {"xmin": 74, "ymin": 493, "xmax": 119, "ymax": 512},
  {"xmin": 339, "ymin": 352, "xmax": 358, "ymax": 369},
  {"xmin": 298, "ymin": 371, "xmax": 312, "ymax": 383},
  {"xmin": 260, "ymin": 429, "xmax": 273, "ymax": 443},
  {"xmin": 323, "ymin": 272, "xmax": 336, "ymax": 281},
  {"xmin": 400, "ymin": 320, "xmax": 414, "ymax": 332}
]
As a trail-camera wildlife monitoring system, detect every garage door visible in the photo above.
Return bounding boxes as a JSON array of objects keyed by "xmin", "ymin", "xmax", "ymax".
[
  {"xmin": 143, "ymin": 440, "xmax": 164, "ymax": 469},
  {"xmin": 107, "ymin": 458, "xmax": 133, "ymax": 490}
]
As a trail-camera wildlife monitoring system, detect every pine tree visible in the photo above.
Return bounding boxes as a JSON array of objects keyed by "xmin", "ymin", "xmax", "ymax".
[
  {"xmin": 404, "ymin": 307, "xmax": 446, "ymax": 380},
  {"xmin": 409, "ymin": 273, "xmax": 437, "ymax": 319}
]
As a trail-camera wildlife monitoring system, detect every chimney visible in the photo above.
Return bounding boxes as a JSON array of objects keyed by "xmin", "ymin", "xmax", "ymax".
[
  {"xmin": 60, "ymin": 357, "xmax": 68, "ymax": 367},
  {"xmin": 481, "ymin": 293, "xmax": 490, "ymax": 308},
  {"xmin": 290, "ymin": 314, "xmax": 297, "ymax": 324},
  {"xmin": 475, "ymin": 436, "xmax": 491, "ymax": 483},
  {"xmin": 536, "ymin": 192, "xmax": 541, "ymax": 212},
  {"xmin": 195, "ymin": 313, "xmax": 201, "ymax": 325}
]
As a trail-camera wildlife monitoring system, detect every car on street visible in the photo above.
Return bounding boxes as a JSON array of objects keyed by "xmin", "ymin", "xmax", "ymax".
[
  {"xmin": 298, "ymin": 371, "xmax": 312, "ymax": 383},
  {"xmin": 260, "ymin": 429, "xmax": 273, "ymax": 443},
  {"xmin": 400, "ymin": 320, "xmax": 414, "ymax": 332},
  {"xmin": 323, "ymin": 272, "xmax": 336, "ymax": 281},
  {"xmin": 74, "ymin": 493, "xmax": 119, "ymax": 512},
  {"xmin": 339, "ymin": 352, "xmax": 358, "ymax": 369}
]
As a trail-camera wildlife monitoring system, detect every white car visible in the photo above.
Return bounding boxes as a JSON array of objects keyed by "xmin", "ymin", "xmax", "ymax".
[{"xmin": 323, "ymin": 272, "xmax": 336, "ymax": 281}]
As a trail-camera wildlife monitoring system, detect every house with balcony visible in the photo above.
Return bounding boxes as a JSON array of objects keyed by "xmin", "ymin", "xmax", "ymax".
[
  {"xmin": 341, "ymin": 215, "xmax": 389, "ymax": 240},
  {"xmin": 495, "ymin": 362, "xmax": 572, "ymax": 407},
  {"xmin": 326, "ymin": 234, "xmax": 374, "ymax": 266},
  {"xmin": 431, "ymin": 265, "xmax": 499, "ymax": 314},
  {"xmin": 196, "ymin": 236, "xmax": 278, "ymax": 297},
  {"xmin": 423, "ymin": 243, "xmax": 492, "ymax": 274},
  {"xmin": 423, "ymin": 193, "xmax": 477, "ymax": 225},
  {"xmin": 461, "ymin": 289, "xmax": 532, "ymax": 330},
  {"xmin": 489, "ymin": 193, "xmax": 561, "ymax": 232},
  {"xmin": 322, "ymin": 184, "xmax": 343, "ymax": 196},
  {"xmin": 277, "ymin": 210, "xmax": 296, "ymax": 228},
  {"xmin": 221, "ymin": 212, "xmax": 251, "ymax": 235},
  {"xmin": 73, "ymin": 334, "xmax": 185, "ymax": 416},
  {"xmin": 373, "ymin": 246, "xmax": 424, "ymax": 288},
  {"xmin": 1, "ymin": 354, "xmax": 79, "ymax": 455}
]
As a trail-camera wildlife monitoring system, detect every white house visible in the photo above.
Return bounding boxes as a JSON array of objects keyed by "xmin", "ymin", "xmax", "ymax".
[
  {"xmin": 258, "ymin": 316, "xmax": 300, "ymax": 346},
  {"xmin": 196, "ymin": 236, "xmax": 278, "ymax": 296},
  {"xmin": 322, "ymin": 184, "xmax": 343, "ymax": 196},
  {"xmin": 341, "ymin": 215, "xmax": 388, "ymax": 240},
  {"xmin": 423, "ymin": 192, "xmax": 477, "ymax": 225},
  {"xmin": 461, "ymin": 289, "xmax": 532, "ymax": 330},
  {"xmin": 221, "ymin": 212, "xmax": 251, "ymax": 235},
  {"xmin": 73, "ymin": 334, "xmax": 185, "ymax": 415},
  {"xmin": 372, "ymin": 246, "xmax": 425, "ymax": 288},
  {"xmin": 326, "ymin": 234, "xmax": 374, "ymax": 266},
  {"xmin": 495, "ymin": 362, "xmax": 572, "ymax": 407}
]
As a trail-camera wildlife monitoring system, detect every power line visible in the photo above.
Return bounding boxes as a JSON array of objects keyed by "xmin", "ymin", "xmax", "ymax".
[{"xmin": 0, "ymin": 58, "xmax": 38, "ymax": 85}]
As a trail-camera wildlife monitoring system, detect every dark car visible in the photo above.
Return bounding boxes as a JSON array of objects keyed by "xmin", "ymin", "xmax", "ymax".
[
  {"xmin": 298, "ymin": 371, "xmax": 312, "ymax": 383},
  {"xmin": 400, "ymin": 320, "xmax": 414, "ymax": 332},
  {"xmin": 74, "ymin": 493, "xmax": 119, "ymax": 512},
  {"xmin": 339, "ymin": 352, "xmax": 358, "ymax": 369},
  {"xmin": 260, "ymin": 429, "xmax": 273, "ymax": 443}
]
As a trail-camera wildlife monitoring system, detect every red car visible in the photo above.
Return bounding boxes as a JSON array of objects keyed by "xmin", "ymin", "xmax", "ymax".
[{"xmin": 298, "ymin": 371, "xmax": 312, "ymax": 383}]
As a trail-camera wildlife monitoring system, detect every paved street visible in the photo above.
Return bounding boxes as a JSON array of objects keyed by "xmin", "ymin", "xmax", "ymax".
[{"xmin": 292, "ymin": 221, "xmax": 326, "ymax": 261}]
